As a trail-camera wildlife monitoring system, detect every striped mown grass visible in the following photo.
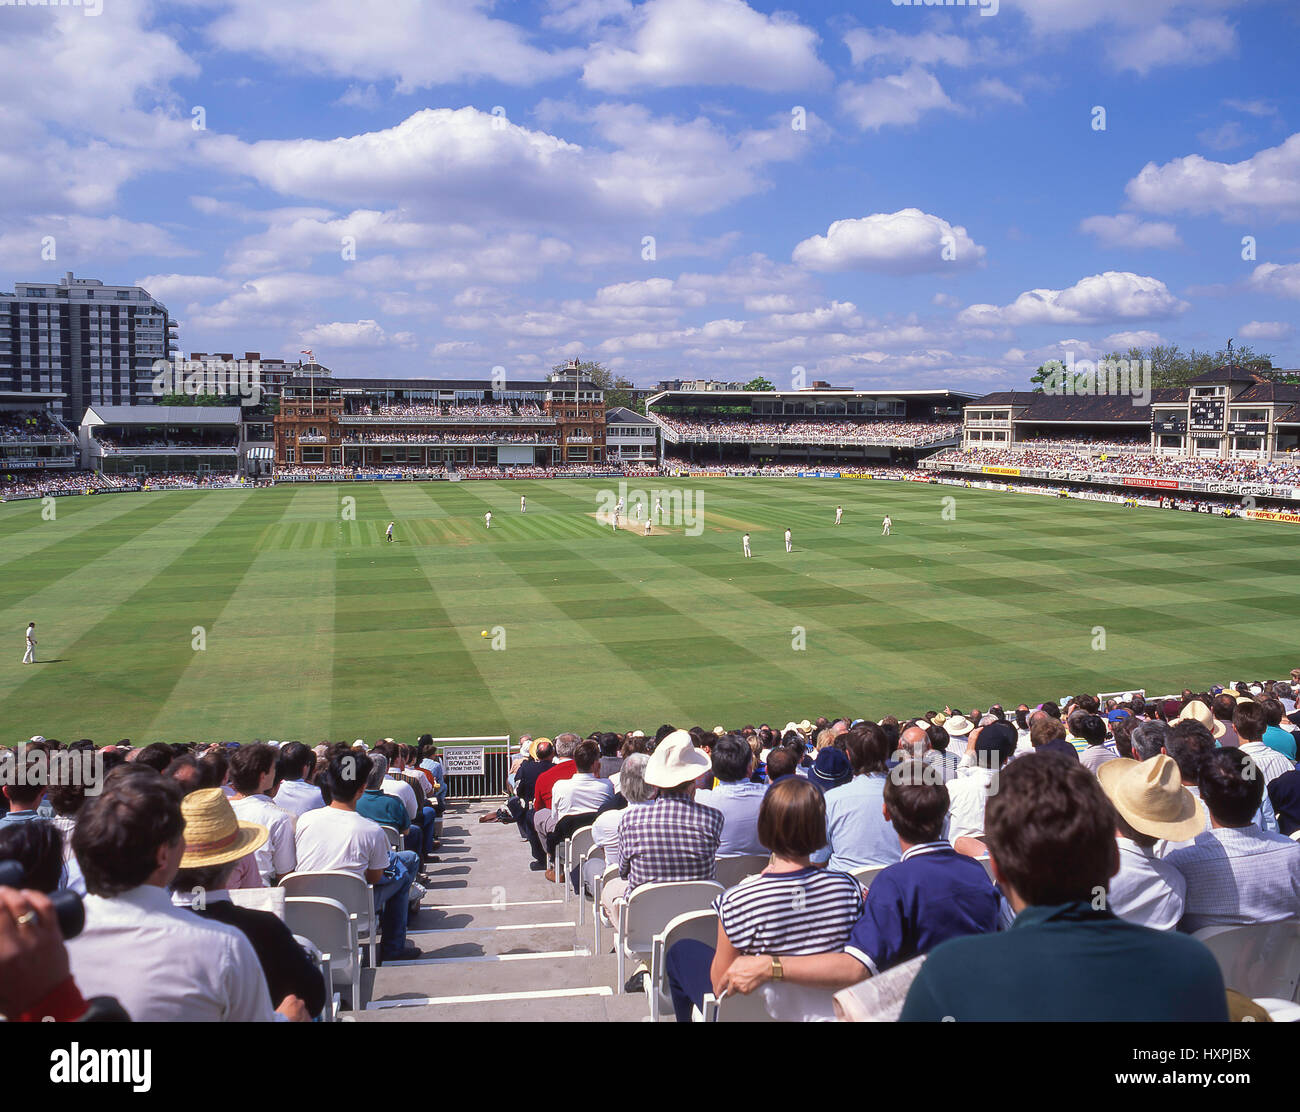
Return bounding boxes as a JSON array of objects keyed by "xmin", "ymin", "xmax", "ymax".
[{"xmin": 1, "ymin": 478, "xmax": 1295, "ymax": 744}]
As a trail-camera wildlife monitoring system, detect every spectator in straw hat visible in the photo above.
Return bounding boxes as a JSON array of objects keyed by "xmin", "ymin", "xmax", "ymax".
[
  {"xmin": 600, "ymin": 730, "xmax": 721, "ymax": 924},
  {"xmin": 67, "ymin": 766, "xmax": 302, "ymax": 1021},
  {"xmin": 171, "ymin": 789, "xmax": 324, "ymax": 1016},
  {"xmin": 1097, "ymin": 756, "xmax": 1201, "ymax": 930}
]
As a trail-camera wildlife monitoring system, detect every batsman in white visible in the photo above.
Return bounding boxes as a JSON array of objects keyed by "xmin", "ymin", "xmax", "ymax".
[{"xmin": 882, "ymin": 515, "xmax": 892, "ymax": 536}]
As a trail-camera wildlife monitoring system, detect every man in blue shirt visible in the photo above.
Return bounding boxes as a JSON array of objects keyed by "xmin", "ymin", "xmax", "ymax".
[
  {"xmin": 899, "ymin": 756, "xmax": 1228, "ymax": 1021},
  {"xmin": 694, "ymin": 734, "xmax": 768, "ymax": 856},
  {"xmin": 811, "ymin": 725, "xmax": 901, "ymax": 872}
]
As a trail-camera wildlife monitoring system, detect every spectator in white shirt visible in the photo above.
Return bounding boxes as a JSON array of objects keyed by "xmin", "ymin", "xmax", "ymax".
[
  {"xmin": 227, "ymin": 744, "xmax": 296, "ymax": 885},
  {"xmin": 294, "ymin": 749, "xmax": 420, "ymax": 962},
  {"xmin": 1168, "ymin": 749, "xmax": 1300, "ymax": 932},
  {"xmin": 1235, "ymin": 701, "xmax": 1295, "ymax": 787},
  {"xmin": 272, "ymin": 743, "xmax": 326, "ymax": 818},
  {"xmin": 1097, "ymin": 756, "xmax": 1196, "ymax": 930},
  {"xmin": 67, "ymin": 765, "xmax": 307, "ymax": 1022},
  {"xmin": 547, "ymin": 740, "xmax": 614, "ymax": 882},
  {"xmin": 946, "ymin": 723, "xmax": 1017, "ymax": 843}
]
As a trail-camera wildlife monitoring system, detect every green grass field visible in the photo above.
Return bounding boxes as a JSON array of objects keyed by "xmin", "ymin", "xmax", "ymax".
[{"xmin": 1, "ymin": 478, "xmax": 1296, "ymax": 745}]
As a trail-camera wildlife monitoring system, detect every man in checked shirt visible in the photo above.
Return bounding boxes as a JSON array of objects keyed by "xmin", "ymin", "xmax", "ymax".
[{"xmin": 600, "ymin": 731, "xmax": 723, "ymax": 933}]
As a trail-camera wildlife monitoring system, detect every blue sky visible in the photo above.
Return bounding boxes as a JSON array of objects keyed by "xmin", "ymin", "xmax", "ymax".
[{"xmin": 2, "ymin": 0, "xmax": 1297, "ymax": 392}]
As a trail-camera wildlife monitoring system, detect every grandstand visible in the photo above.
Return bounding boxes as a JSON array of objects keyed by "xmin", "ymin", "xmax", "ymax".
[
  {"xmin": 0, "ymin": 394, "xmax": 78, "ymax": 475},
  {"xmin": 274, "ymin": 361, "xmax": 607, "ymax": 474},
  {"xmin": 927, "ymin": 365, "xmax": 1300, "ymax": 505},
  {"xmin": 646, "ymin": 385, "xmax": 970, "ymax": 467},
  {"xmin": 79, "ymin": 405, "xmax": 247, "ymax": 477}
]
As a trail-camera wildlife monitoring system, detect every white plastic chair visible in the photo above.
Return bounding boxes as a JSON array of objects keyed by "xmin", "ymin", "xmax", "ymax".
[
  {"xmin": 1290, "ymin": 830, "xmax": 1300, "ymax": 842},
  {"xmin": 281, "ymin": 870, "xmax": 378, "ymax": 968},
  {"xmin": 379, "ymin": 825, "xmax": 403, "ymax": 853},
  {"xmin": 975, "ymin": 855, "xmax": 996, "ymax": 881},
  {"xmin": 615, "ymin": 880, "xmax": 724, "ymax": 993},
  {"xmin": 849, "ymin": 863, "xmax": 888, "ymax": 889},
  {"xmin": 560, "ymin": 825, "xmax": 596, "ymax": 905},
  {"xmin": 649, "ymin": 908, "xmax": 718, "ymax": 1023},
  {"xmin": 701, "ymin": 983, "xmax": 840, "ymax": 1022},
  {"xmin": 284, "ymin": 896, "xmax": 360, "ymax": 1013},
  {"xmin": 228, "ymin": 885, "xmax": 286, "ymax": 919},
  {"xmin": 1194, "ymin": 922, "xmax": 1300, "ymax": 1002},
  {"xmin": 594, "ymin": 862, "xmax": 620, "ymax": 953},
  {"xmin": 576, "ymin": 843, "xmax": 605, "ymax": 929},
  {"xmin": 713, "ymin": 854, "xmax": 769, "ymax": 889}
]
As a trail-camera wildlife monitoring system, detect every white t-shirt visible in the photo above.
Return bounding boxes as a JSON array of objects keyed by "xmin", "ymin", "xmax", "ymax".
[
  {"xmin": 294, "ymin": 806, "xmax": 389, "ymax": 878},
  {"xmin": 381, "ymin": 777, "xmax": 418, "ymax": 821},
  {"xmin": 230, "ymin": 794, "xmax": 297, "ymax": 884}
]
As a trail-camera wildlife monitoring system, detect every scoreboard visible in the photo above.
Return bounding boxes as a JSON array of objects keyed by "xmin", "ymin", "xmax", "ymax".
[{"xmin": 1189, "ymin": 398, "xmax": 1225, "ymax": 430}]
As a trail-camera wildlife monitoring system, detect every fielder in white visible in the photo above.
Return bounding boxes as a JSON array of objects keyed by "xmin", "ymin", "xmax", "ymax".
[
  {"xmin": 520, "ymin": 495, "xmax": 526, "ymax": 513},
  {"xmin": 834, "ymin": 505, "xmax": 843, "ymax": 525},
  {"xmin": 654, "ymin": 496, "xmax": 662, "ymax": 521},
  {"xmin": 385, "ymin": 521, "xmax": 394, "ymax": 543},
  {"xmin": 485, "ymin": 511, "xmax": 492, "ymax": 529},
  {"xmin": 643, "ymin": 517, "xmax": 652, "ymax": 536},
  {"xmin": 742, "ymin": 533, "xmax": 752, "ymax": 558},
  {"xmin": 784, "ymin": 528, "xmax": 792, "ymax": 553},
  {"xmin": 881, "ymin": 515, "xmax": 892, "ymax": 536},
  {"xmin": 23, "ymin": 622, "xmax": 36, "ymax": 664}
]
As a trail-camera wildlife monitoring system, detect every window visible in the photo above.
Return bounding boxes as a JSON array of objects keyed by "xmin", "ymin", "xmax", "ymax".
[
  {"xmin": 331, "ymin": 447, "xmax": 341, "ymax": 465},
  {"xmin": 286, "ymin": 447, "xmax": 295, "ymax": 463}
]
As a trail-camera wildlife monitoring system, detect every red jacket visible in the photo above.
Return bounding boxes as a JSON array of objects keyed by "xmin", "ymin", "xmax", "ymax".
[{"xmin": 532, "ymin": 759, "xmax": 577, "ymax": 811}]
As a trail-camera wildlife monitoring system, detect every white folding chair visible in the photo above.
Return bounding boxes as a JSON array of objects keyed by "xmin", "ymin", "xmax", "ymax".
[
  {"xmin": 1194, "ymin": 922, "xmax": 1300, "ymax": 1002},
  {"xmin": 594, "ymin": 862, "xmax": 620, "ymax": 953},
  {"xmin": 560, "ymin": 825, "xmax": 596, "ymax": 905},
  {"xmin": 649, "ymin": 908, "xmax": 718, "ymax": 1023},
  {"xmin": 379, "ymin": 825, "xmax": 403, "ymax": 853},
  {"xmin": 228, "ymin": 885, "xmax": 286, "ymax": 919},
  {"xmin": 561, "ymin": 832, "xmax": 595, "ymax": 910},
  {"xmin": 701, "ymin": 983, "xmax": 840, "ymax": 1022},
  {"xmin": 975, "ymin": 855, "xmax": 996, "ymax": 881},
  {"xmin": 285, "ymin": 897, "xmax": 360, "ymax": 1013},
  {"xmin": 573, "ymin": 836, "xmax": 603, "ymax": 927},
  {"xmin": 615, "ymin": 880, "xmax": 724, "ymax": 993},
  {"xmin": 849, "ymin": 863, "xmax": 888, "ymax": 890},
  {"xmin": 713, "ymin": 854, "xmax": 769, "ymax": 890},
  {"xmin": 281, "ymin": 870, "xmax": 378, "ymax": 968}
]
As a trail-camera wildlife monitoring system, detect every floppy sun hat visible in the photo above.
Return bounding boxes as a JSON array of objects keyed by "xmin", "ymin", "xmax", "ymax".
[{"xmin": 179, "ymin": 788, "xmax": 269, "ymax": 869}]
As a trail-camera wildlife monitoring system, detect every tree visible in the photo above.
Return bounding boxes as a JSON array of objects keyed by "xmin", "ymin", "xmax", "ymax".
[{"xmin": 744, "ymin": 376, "xmax": 774, "ymax": 391}]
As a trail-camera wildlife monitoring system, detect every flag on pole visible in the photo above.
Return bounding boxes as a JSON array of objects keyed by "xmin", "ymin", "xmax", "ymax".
[{"xmin": 301, "ymin": 349, "xmax": 315, "ymax": 363}]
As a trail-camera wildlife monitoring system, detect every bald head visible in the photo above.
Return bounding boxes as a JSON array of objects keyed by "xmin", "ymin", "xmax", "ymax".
[{"xmin": 899, "ymin": 725, "xmax": 929, "ymax": 759}]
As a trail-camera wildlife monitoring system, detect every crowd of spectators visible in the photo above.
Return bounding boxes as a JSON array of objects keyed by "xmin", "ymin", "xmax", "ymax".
[
  {"xmin": 342, "ymin": 431, "xmax": 557, "ymax": 445},
  {"xmin": 95, "ymin": 430, "xmax": 238, "ymax": 452},
  {"xmin": 0, "ymin": 410, "xmax": 75, "ymax": 443},
  {"xmin": 0, "ymin": 471, "xmax": 135, "ymax": 499},
  {"xmin": 655, "ymin": 414, "xmax": 961, "ymax": 446},
  {"xmin": 350, "ymin": 402, "xmax": 544, "ymax": 419},
  {"xmin": 936, "ymin": 446, "xmax": 1300, "ymax": 485},
  {"xmin": 0, "ymin": 735, "xmax": 451, "ymax": 1021},
  {"xmin": 488, "ymin": 673, "xmax": 1300, "ymax": 1020}
]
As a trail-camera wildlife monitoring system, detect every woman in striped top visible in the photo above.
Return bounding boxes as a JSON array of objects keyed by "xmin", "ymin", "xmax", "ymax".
[{"xmin": 664, "ymin": 777, "xmax": 863, "ymax": 1021}]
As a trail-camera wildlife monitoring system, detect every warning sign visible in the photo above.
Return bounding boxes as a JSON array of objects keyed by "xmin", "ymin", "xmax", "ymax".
[{"xmin": 443, "ymin": 746, "xmax": 485, "ymax": 776}]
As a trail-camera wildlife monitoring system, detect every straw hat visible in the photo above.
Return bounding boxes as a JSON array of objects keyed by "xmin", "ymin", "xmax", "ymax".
[
  {"xmin": 530, "ymin": 736, "xmax": 552, "ymax": 760},
  {"xmin": 945, "ymin": 715, "xmax": 975, "ymax": 737},
  {"xmin": 1097, "ymin": 756, "xmax": 1205, "ymax": 842},
  {"xmin": 644, "ymin": 730, "xmax": 712, "ymax": 789},
  {"xmin": 1170, "ymin": 699, "xmax": 1226, "ymax": 740},
  {"xmin": 797, "ymin": 719, "xmax": 813, "ymax": 733},
  {"xmin": 179, "ymin": 788, "xmax": 269, "ymax": 868}
]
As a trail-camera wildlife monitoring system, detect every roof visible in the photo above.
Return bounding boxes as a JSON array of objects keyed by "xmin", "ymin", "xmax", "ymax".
[
  {"xmin": 605, "ymin": 406, "xmax": 655, "ymax": 424},
  {"xmin": 81, "ymin": 405, "xmax": 244, "ymax": 426},
  {"xmin": 651, "ymin": 388, "xmax": 977, "ymax": 400},
  {"xmin": 1188, "ymin": 364, "xmax": 1266, "ymax": 385},
  {"xmin": 966, "ymin": 391, "xmax": 1179, "ymax": 422},
  {"xmin": 284, "ymin": 376, "xmax": 557, "ymax": 392}
]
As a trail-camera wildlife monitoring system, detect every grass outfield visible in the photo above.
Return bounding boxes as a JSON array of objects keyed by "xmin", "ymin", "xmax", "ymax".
[{"xmin": 0, "ymin": 478, "xmax": 1296, "ymax": 745}]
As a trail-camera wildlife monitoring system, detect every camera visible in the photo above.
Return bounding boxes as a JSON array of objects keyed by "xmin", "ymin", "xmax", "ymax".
[{"xmin": 0, "ymin": 860, "xmax": 84, "ymax": 940}]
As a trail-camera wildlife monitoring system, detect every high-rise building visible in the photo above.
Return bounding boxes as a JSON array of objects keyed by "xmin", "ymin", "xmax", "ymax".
[{"xmin": 0, "ymin": 272, "xmax": 177, "ymax": 424}]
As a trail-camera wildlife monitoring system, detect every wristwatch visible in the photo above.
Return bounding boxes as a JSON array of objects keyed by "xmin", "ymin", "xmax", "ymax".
[{"xmin": 770, "ymin": 955, "xmax": 784, "ymax": 981}]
